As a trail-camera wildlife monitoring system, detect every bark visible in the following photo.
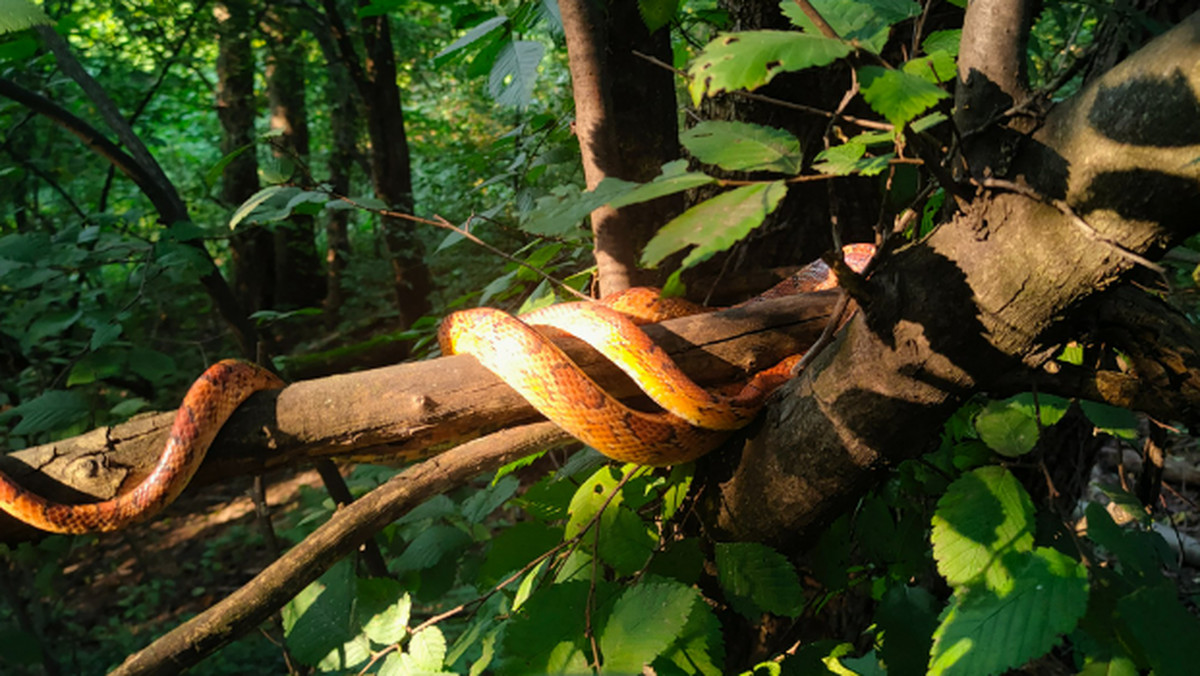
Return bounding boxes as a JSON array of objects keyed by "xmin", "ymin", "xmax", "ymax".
[
  {"xmin": 558, "ymin": 0, "xmax": 682, "ymax": 295},
  {"xmin": 323, "ymin": 1, "xmax": 433, "ymax": 328},
  {"xmin": 263, "ymin": 6, "xmax": 326, "ymax": 311},
  {"xmin": 710, "ymin": 13, "xmax": 1200, "ymax": 544},
  {"xmin": 216, "ymin": 1, "xmax": 274, "ymax": 318}
]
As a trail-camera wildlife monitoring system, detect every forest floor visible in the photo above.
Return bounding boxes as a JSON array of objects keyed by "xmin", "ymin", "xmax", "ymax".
[{"xmin": 14, "ymin": 441, "xmax": 1200, "ymax": 675}]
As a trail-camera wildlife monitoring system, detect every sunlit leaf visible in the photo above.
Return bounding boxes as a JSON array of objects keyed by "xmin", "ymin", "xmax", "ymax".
[
  {"xmin": 681, "ymin": 120, "xmax": 802, "ymax": 173},
  {"xmin": 688, "ymin": 31, "xmax": 851, "ymax": 105}
]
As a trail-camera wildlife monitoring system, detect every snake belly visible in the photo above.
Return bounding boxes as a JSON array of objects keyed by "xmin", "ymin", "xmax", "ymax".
[
  {"xmin": 0, "ymin": 360, "xmax": 282, "ymax": 534},
  {"xmin": 439, "ymin": 244, "xmax": 875, "ymax": 466}
]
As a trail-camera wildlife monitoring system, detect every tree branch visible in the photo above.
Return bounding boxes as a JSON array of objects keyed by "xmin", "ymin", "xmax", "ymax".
[{"xmin": 109, "ymin": 422, "xmax": 576, "ymax": 676}]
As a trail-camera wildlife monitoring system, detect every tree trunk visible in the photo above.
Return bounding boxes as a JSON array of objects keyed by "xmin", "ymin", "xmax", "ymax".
[
  {"xmin": 216, "ymin": 1, "xmax": 272, "ymax": 317},
  {"xmin": 709, "ymin": 10, "xmax": 1200, "ymax": 545},
  {"xmin": 558, "ymin": 0, "xmax": 682, "ymax": 295},
  {"xmin": 322, "ymin": 1, "xmax": 433, "ymax": 329},
  {"xmin": 263, "ymin": 6, "xmax": 326, "ymax": 312}
]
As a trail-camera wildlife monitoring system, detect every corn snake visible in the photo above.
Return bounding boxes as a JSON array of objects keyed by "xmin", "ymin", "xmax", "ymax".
[{"xmin": 0, "ymin": 244, "xmax": 872, "ymax": 532}]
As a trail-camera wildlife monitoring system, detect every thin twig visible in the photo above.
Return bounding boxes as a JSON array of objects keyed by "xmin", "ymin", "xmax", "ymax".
[
  {"xmin": 631, "ymin": 50, "xmax": 891, "ymax": 132},
  {"xmin": 332, "ymin": 195, "xmax": 592, "ymax": 302},
  {"xmin": 791, "ymin": 0, "xmax": 840, "ymax": 40},
  {"xmin": 980, "ymin": 178, "xmax": 1167, "ymax": 278}
]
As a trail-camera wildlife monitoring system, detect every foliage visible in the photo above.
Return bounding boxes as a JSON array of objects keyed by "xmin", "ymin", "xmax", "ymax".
[{"xmin": 2, "ymin": 0, "xmax": 1198, "ymax": 674}]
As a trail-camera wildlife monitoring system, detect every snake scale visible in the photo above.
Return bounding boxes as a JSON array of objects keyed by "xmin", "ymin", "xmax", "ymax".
[{"xmin": 0, "ymin": 244, "xmax": 873, "ymax": 533}]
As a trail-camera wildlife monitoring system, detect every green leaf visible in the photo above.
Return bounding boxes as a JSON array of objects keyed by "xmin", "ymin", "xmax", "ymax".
[
  {"xmin": 875, "ymin": 585, "xmax": 939, "ymax": 676},
  {"xmin": 688, "ymin": 31, "xmax": 852, "ymax": 105},
  {"xmin": 638, "ymin": 0, "xmax": 678, "ymax": 33},
  {"xmin": 813, "ymin": 141, "xmax": 893, "ymax": 176},
  {"xmin": 606, "ymin": 160, "xmax": 716, "ymax": 210},
  {"xmin": 461, "ymin": 474, "xmax": 519, "ymax": 523},
  {"xmin": 655, "ymin": 594, "xmax": 725, "ymax": 676},
  {"xmin": 1083, "ymin": 502, "xmax": 1170, "ymax": 581},
  {"xmin": 598, "ymin": 506, "xmax": 657, "ymax": 576},
  {"xmin": 931, "ymin": 466, "xmax": 1035, "ymax": 591},
  {"xmin": 0, "ymin": 0, "xmax": 52, "ymax": 34},
  {"xmin": 521, "ymin": 181, "xmax": 630, "ymax": 238},
  {"xmin": 500, "ymin": 581, "xmax": 606, "ymax": 674},
  {"xmin": 230, "ymin": 185, "xmax": 289, "ymax": 230},
  {"xmin": 282, "ymin": 558, "xmax": 357, "ymax": 667},
  {"xmin": 3, "ymin": 390, "xmax": 90, "ymax": 435},
  {"xmin": 930, "ymin": 548, "xmax": 1089, "ymax": 676},
  {"xmin": 600, "ymin": 580, "xmax": 697, "ymax": 672},
  {"xmin": 358, "ymin": 579, "xmax": 411, "ymax": 645},
  {"xmin": 489, "ymin": 40, "xmax": 543, "ymax": 108},
  {"xmin": 714, "ymin": 542, "xmax": 804, "ymax": 619},
  {"xmin": 781, "ymin": 0, "xmax": 921, "ymax": 54},
  {"xmin": 392, "ymin": 525, "xmax": 472, "ymax": 574},
  {"xmin": 514, "ymin": 475, "xmax": 575, "ymax": 522},
  {"xmin": 478, "ymin": 521, "xmax": 561, "ymax": 588},
  {"xmin": 858, "ymin": 65, "xmax": 949, "ymax": 128},
  {"xmin": 406, "ymin": 626, "xmax": 448, "ymax": 671},
  {"xmin": 1116, "ymin": 585, "xmax": 1200, "ymax": 676},
  {"xmin": 1078, "ymin": 400, "xmax": 1138, "ymax": 440},
  {"xmin": 903, "ymin": 50, "xmax": 957, "ymax": 84},
  {"xmin": 973, "ymin": 400, "xmax": 1038, "ymax": 457},
  {"xmin": 641, "ymin": 181, "xmax": 787, "ymax": 269},
  {"xmin": 435, "ymin": 15, "xmax": 508, "ymax": 61},
  {"xmin": 680, "ymin": 121, "xmax": 802, "ymax": 173},
  {"xmin": 127, "ymin": 347, "xmax": 176, "ymax": 382},
  {"xmin": 565, "ymin": 466, "xmax": 623, "ymax": 541}
]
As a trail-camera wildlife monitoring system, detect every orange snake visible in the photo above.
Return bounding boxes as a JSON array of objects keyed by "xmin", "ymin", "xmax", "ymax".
[{"xmin": 0, "ymin": 244, "xmax": 872, "ymax": 533}]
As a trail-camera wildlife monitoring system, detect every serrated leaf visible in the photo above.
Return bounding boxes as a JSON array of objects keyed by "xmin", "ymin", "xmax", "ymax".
[
  {"xmin": 283, "ymin": 558, "xmax": 356, "ymax": 666},
  {"xmin": 781, "ymin": 0, "xmax": 921, "ymax": 54},
  {"xmin": 0, "ymin": 0, "xmax": 52, "ymax": 34},
  {"xmin": 681, "ymin": 120, "xmax": 802, "ymax": 173},
  {"xmin": 500, "ymin": 581, "xmax": 601, "ymax": 674},
  {"xmin": 607, "ymin": 160, "xmax": 716, "ymax": 210},
  {"xmin": 1116, "ymin": 585, "xmax": 1200, "ymax": 676},
  {"xmin": 641, "ymin": 181, "xmax": 787, "ymax": 269},
  {"xmin": 392, "ymin": 525, "xmax": 472, "ymax": 573},
  {"xmin": 813, "ymin": 142, "xmax": 893, "ymax": 176},
  {"xmin": 489, "ymin": 40, "xmax": 543, "ymax": 108},
  {"xmin": 1078, "ymin": 400, "xmax": 1138, "ymax": 440},
  {"xmin": 859, "ymin": 66, "xmax": 949, "ymax": 128},
  {"xmin": 407, "ymin": 626, "xmax": 448, "ymax": 671},
  {"xmin": 930, "ymin": 548, "xmax": 1088, "ymax": 676},
  {"xmin": 688, "ymin": 31, "xmax": 851, "ymax": 105},
  {"xmin": 600, "ymin": 580, "xmax": 697, "ymax": 673},
  {"xmin": 931, "ymin": 466, "xmax": 1035, "ymax": 591},
  {"xmin": 715, "ymin": 541, "xmax": 804, "ymax": 619},
  {"xmin": 461, "ymin": 474, "xmax": 519, "ymax": 523},
  {"xmin": 973, "ymin": 401, "xmax": 1038, "ymax": 457},
  {"xmin": 4, "ymin": 390, "xmax": 90, "ymax": 435},
  {"xmin": 436, "ymin": 15, "xmax": 508, "ymax": 61},
  {"xmin": 598, "ymin": 506, "xmax": 656, "ymax": 575},
  {"xmin": 656, "ymin": 594, "xmax": 724, "ymax": 675},
  {"xmin": 660, "ymin": 464, "xmax": 693, "ymax": 521},
  {"xmin": 359, "ymin": 579, "xmax": 411, "ymax": 645},
  {"xmin": 521, "ymin": 181, "xmax": 631, "ymax": 238}
]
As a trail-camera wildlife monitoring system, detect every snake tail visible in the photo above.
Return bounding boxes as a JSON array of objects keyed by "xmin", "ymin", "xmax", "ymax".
[{"xmin": 0, "ymin": 360, "xmax": 282, "ymax": 534}]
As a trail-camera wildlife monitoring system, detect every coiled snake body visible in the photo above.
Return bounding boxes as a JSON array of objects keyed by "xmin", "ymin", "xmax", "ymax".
[{"xmin": 0, "ymin": 244, "xmax": 872, "ymax": 533}]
